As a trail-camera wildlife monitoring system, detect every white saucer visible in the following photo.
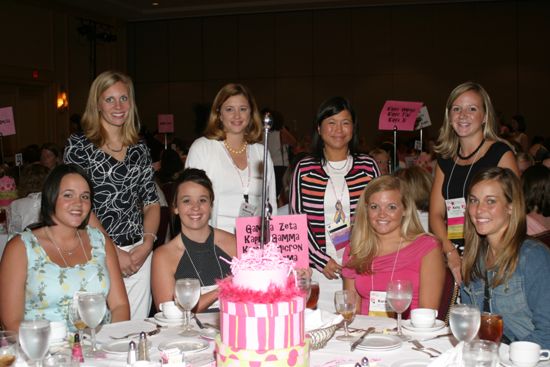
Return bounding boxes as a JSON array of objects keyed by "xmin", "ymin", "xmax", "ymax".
[
  {"xmin": 391, "ymin": 360, "xmax": 430, "ymax": 367},
  {"xmin": 154, "ymin": 312, "xmax": 184, "ymax": 324},
  {"xmin": 356, "ymin": 334, "xmax": 403, "ymax": 351},
  {"xmin": 158, "ymin": 338, "xmax": 209, "ymax": 353},
  {"xmin": 402, "ymin": 319, "xmax": 445, "ymax": 332},
  {"xmin": 103, "ymin": 340, "xmax": 152, "ymax": 355},
  {"xmin": 199, "ymin": 327, "xmax": 219, "ymax": 340}
]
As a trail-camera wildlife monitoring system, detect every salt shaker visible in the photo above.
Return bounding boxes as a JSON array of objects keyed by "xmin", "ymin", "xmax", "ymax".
[
  {"xmin": 126, "ymin": 340, "xmax": 137, "ymax": 367},
  {"xmin": 137, "ymin": 331, "xmax": 150, "ymax": 361}
]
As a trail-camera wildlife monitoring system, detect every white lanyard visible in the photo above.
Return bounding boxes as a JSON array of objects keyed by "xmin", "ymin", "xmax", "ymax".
[
  {"xmin": 445, "ymin": 145, "xmax": 483, "ymax": 199},
  {"xmin": 370, "ymin": 237, "xmax": 404, "ymax": 291},
  {"xmin": 222, "ymin": 142, "xmax": 251, "ymax": 202}
]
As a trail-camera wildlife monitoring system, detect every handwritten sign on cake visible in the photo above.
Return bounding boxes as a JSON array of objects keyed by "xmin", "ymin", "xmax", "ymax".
[
  {"xmin": 235, "ymin": 214, "xmax": 309, "ymax": 268},
  {"xmin": 378, "ymin": 100, "xmax": 423, "ymax": 131}
]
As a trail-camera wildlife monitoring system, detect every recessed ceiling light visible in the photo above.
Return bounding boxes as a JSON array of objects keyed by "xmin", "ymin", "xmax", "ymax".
[{"xmin": 152, "ymin": 1, "xmax": 159, "ymax": 5}]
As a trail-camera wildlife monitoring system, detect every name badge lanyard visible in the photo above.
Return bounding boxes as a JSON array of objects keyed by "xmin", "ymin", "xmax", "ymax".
[
  {"xmin": 222, "ymin": 142, "xmax": 251, "ymax": 203},
  {"xmin": 326, "ymin": 157, "xmax": 351, "ymax": 224},
  {"xmin": 444, "ymin": 146, "xmax": 483, "ymax": 242},
  {"xmin": 369, "ymin": 237, "xmax": 403, "ymax": 315}
]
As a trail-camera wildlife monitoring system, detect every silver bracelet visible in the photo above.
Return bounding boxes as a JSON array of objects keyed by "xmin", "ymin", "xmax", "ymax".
[{"xmin": 143, "ymin": 232, "xmax": 158, "ymax": 242}]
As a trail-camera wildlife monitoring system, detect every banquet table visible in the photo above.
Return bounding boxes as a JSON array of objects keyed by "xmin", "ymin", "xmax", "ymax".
[
  {"xmin": 72, "ymin": 313, "xmax": 548, "ymax": 367},
  {"xmin": 88, "ymin": 313, "xmax": 434, "ymax": 366}
]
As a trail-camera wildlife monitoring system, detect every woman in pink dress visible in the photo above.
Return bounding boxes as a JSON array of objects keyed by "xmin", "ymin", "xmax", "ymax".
[{"xmin": 342, "ymin": 175, "xmax": 445, "ymax": 316}]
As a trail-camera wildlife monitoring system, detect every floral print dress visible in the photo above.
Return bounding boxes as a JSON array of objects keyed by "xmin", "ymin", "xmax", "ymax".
[{"xmin": 22, "ymin": 226, "xmax": 110, "ymax": 326}]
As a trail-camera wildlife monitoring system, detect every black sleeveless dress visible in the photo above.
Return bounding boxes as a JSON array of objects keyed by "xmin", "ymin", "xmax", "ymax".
[{"xmin": 175, "ymin": 227, "xmax": 232, "ymax": 288}]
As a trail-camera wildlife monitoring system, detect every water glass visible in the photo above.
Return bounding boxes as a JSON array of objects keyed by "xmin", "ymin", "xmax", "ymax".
[
  {"xmin": 0, "ymin": 330, "xmax": 18, "ymax": 366},
  {"xmin": 449, "ymin": 304, "xmax": 481, "ymax": 343},
  {"xmin": 175, "ymin": 278, "xmax": 201, "ymax": 337},
  {"xmin": 386, "ymin": 279, "xmax": 413, "ymax": 338},
  {"xmin": 19, "ymin": 320, "xmax": 51, "ymax": 367},
  {"xmin": 67, "ymin": 295, "xmax": 87, "ymax": 345},
  {"xmin": 77, "ymin": 292, "xmax": 107, "ymax": 356},
  {"xmin": 463, "ymin": 340, "xmax": 498, "ymax": 367},
  {"xmin": 334, "ymin": 290, "xmax": 357, "ymax": 342},
  {"xmin": 478, "ymin": 312, "xmax": 503, "ymax": 344}
]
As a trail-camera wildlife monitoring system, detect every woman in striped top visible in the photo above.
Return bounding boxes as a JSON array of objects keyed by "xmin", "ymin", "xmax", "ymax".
[{"xmin": 290, "ymin": 97, "xmax": 379, "ymax": 311}]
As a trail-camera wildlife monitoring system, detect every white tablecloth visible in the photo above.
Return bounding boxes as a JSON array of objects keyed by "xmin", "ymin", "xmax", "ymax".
[{"xmin": 81, "ymin": 314, "xmax": 453, "ymax": 366}]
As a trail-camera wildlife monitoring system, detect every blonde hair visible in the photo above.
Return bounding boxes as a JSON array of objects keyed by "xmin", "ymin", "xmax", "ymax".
[
  {"xmin": 434, "ymin": 81, "xmax": 507, "ymax": 159},
  {"xmin": 81, "ymin": 70, "xmax": 140, "ymax": 147},
  {"xmin": 203, "ymin": 83, "xmax": 262, "ymax": 143},
  {"xmin": 346, "ymin": 175, "xmax": 426, "ymax": 274},
  {"xmin": 462, "ymin": 167, "xmax": 526, "ymax": 287}
]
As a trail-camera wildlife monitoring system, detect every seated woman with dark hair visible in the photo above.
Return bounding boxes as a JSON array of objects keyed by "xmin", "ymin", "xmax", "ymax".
[
  {"xmin": 521, "ymin": 164, "xmax": 550, "ymax": 237},
  {"xmin": 151, "ymin": 168, "xmax": 236, "ymax": 312},
  {"xmin": 342, "ymin": 175, "xmax": 445, "ymax": 315},
  {"xmin": 461, "ymin": 167, "xmax": 550, "ymax": 348},
  {"xmin": 0, "ymin": 164, "xmax": 129, "ymax": 331}
]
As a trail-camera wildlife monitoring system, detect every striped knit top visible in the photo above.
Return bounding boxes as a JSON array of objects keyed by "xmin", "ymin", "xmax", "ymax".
[{"xmin": 289, "ymin": 153, "xmax": 379, "ymax": 271}]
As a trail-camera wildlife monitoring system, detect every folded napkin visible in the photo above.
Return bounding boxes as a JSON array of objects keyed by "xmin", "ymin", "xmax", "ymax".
[
  {"xmin": 304, "ymin": 308, "xmax": 343, "ymax": 332},
  {"xmin": 428, "ymin": 341, "xmax": 464, "ymax": 367}
]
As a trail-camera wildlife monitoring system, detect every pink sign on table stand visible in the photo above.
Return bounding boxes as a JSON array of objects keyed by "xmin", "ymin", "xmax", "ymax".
[
  {"xmin": 157, "ymin": 114, "xmax": 174, "ymax": 133},
  {"xmin": 378, "ymin": 100, "xmax": 423, "ymax": 131},
  {"xmin": 0, "ymin": 107, "xmax": 16, "ymax": 136},
  {"xmin": 235, "ymin": 214, "xmax": 309, "ymax": 268}
]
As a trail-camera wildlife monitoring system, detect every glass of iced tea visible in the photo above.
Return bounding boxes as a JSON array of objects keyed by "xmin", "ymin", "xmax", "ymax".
[
  {"xmin": 478, "ymin": 312, "xmax": 503, "ymax": 344},
  {"xmin": 306, "ymin": 281, "xmax": 319, "ymax": 309}
]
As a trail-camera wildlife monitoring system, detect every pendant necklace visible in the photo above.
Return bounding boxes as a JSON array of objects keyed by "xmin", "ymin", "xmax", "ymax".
[
  {"xmin": 106, "ymin": 143, "xmax": 124, "ymax": 153},
  {"xmin": 45, "ymin": 227, "xmax": 89, "ymax": 267},
  {"xmin": 325, "ymin": 154, "xmax": 351, "ymax": 223},
  {"xmin": 182, "ymin": 231, "xmax": 223, "ymax": 287}
]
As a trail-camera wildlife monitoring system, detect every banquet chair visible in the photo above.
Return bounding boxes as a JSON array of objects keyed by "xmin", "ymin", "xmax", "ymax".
[{"xmin": 438, "ymin": 267, "xmax": 458, "ymax": 325}]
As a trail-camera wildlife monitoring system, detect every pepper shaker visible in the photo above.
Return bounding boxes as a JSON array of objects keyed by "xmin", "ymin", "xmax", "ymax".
[{"xmin": 137, "ymin": 331, "xmax": 150, "ymax": 361}]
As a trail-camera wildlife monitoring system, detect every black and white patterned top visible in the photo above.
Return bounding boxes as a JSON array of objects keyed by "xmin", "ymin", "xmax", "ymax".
[{"xmin": 64, "ymin": 133, "xmax": 159, "ymax": 247}]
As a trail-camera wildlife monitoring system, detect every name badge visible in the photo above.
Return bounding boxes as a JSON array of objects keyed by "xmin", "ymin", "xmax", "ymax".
[
  {"xmin": 327, "ymin": 220, "xmax": 351, "ymax": 250},
  {"xmin": 238, "ymin": 201, "xmax": 256, "ymax": 217},
  {"xmin": 445, "ymin": 197, "xmax": 466, "ymax": 240},
  {"xmin": 368, "ymin": 290, "xmax": 392, "ymax": 317}
]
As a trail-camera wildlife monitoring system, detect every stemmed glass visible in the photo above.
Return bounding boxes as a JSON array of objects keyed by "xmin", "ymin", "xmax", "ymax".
[
  {"xmin": 386, "ymin": 279, "xmax": 413, "ymax": 339},
  {"xmin": 175, "ymin": 278, "xmax": 201, "ymax": 337},
  {"xmin": 0, "ymin": 330, "xmax": 19, "ymax": 366},
  {"xmin": 68, "ymin": 295, "xmax": 87, "ymax": 347},
  {"xmin": 334, "ymin": 290, "xmax": 357, "ymax": 342},
  {"xmin": 449, "ymin": 304, "xmax": 481, "ymax": 343},
  {"xmin": 77, "ymin": 292, "xmax": 107, "ymax": 356},
  {"xmin": 19, "ymin": 320, "xmax": 51, "ymax": 367}
]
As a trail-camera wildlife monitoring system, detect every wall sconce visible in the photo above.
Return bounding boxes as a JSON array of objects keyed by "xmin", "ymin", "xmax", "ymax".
[{"xmin": 57, "ymin": 91, "xmax": 69, "ymax": 111}]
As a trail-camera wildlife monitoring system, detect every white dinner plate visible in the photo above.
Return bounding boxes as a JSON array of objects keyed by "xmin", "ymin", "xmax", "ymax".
[
  {"xmin": 199, "ymin": 327, "xmax": 219, "ymax": 340},
  {"xmin": 391, "ymin": 360, "xmax": 430, "ymax": 367},
  {"xmin": 402, "ymin": 319, "xmax": 446, "ymax": 333},
  {"xmin": 103, "ymin": 340, "xmax": 152, "ymax": 355},
  {"xmin": 154, "ymin": 312, "xmax": 184, "ymax": 324},
  {"xmin": 356, "ymin": 334, "xmax": 403, "ymax": 351},
  {"xmin": 158, "ymin": 339, "xmax": 209, "ymax": 353}
]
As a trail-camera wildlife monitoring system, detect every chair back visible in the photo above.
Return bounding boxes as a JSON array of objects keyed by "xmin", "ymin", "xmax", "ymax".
[{"xmin": 438, "ymin": 267, "xmax": 458, "ymax": 325}]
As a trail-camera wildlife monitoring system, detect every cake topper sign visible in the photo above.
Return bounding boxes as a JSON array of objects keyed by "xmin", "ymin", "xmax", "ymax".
[{"xmin": 235, "ymin": 214, "xmax": 309, "ymax": 268}]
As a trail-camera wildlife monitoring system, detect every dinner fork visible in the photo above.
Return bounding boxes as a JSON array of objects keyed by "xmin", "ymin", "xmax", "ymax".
[
  {"xmin": 110, "ymin": 326, "xmax": 161, "ymax": 340},
  {"xmin": 412, "ymin": 347, "xmax": 438, "ymax": 358},
  {"xmin": 409, "ymin": 340, "xmax": 442, "ymax": 355}
]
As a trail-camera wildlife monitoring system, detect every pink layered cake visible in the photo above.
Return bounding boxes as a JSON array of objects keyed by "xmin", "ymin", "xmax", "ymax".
[{"xmin": 216, "ymin": 243, "xmax": 310, "ymax": 367}]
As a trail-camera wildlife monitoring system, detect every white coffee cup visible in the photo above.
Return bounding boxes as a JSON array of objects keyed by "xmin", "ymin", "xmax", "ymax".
[
  {"xmin": 410, "ymin": 308, "xmax": 438, "ymax": 328},
  {"xmin": 510, "ymin": 341, "xmax": 550, "ymax": 367},
  {"xmin": 49, "ymin": 321, "xmax": 67, "ymax": 342},
  {"xmin": 160, "ymin": 301, "xmax": 183, "ymax": 319}
]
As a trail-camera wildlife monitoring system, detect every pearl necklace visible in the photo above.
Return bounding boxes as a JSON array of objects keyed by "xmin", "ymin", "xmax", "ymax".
[{"xmin": 223, "ymin": 140, "xmax": 247, "ymax": 154}]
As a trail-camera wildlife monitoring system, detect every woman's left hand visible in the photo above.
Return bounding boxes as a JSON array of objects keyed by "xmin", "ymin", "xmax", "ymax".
[{"xmin": 128, "ymin": 243, "xmax": 152, "ymax": 272}]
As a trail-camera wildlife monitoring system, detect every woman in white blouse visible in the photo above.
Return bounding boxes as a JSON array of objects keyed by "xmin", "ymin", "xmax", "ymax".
[{"xmin": 185, "ymin": 83, "xmax": 276, "ymax": 234}]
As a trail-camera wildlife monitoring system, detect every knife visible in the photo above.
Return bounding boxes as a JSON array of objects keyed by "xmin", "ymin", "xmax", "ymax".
[{"xmin": 350, "ymin": 327, "xmax": 375, "ymax": 352}]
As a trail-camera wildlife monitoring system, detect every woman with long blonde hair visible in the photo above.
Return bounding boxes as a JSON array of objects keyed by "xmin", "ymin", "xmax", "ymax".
[
  {"xmin": 343, "ymin": 175, "xmax": 445, "ymax": 315},
  {"xmin": 64, "ymin": 70, "xmax": 160, "ymax": 319}
]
